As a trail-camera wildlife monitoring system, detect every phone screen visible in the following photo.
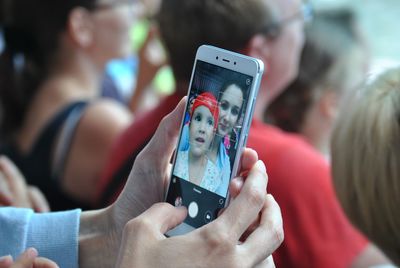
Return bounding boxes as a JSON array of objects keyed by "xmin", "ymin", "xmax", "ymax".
[{"xmin": 166, "ymin": 59, "xmax": 254, "ymax": 229}]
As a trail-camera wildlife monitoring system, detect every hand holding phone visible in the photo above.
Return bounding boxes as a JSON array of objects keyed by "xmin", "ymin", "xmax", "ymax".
[
  {"xmin": 117, "ymin": 150, "xmax": 282, "ymax": 268},
  {"xmin": 166, "ymin": 45, "xmax": 264, "ymax": 235}
]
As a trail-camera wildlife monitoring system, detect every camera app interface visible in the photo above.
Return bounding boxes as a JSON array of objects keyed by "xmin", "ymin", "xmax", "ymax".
[{"xmin": 167, "ymin": 60, "xmax": 253, "ymax": 228}]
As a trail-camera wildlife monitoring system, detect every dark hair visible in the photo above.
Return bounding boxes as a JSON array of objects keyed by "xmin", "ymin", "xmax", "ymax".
[
  {"xmin": 265, "ymin": 8, "xmax": 366, "ymax": 132},
  {"xmin": 0, "ymin": 0, "xmax": 97, "ymax": 141},
  {"xmin": 156, "ymin": 0, "xmax": 276, "ymax": 84}
]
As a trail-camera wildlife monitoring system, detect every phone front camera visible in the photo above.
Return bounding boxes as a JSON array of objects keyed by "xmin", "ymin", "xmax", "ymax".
[
  {"xmin": 216, "ymin": 56, "xmax": 219, "ymax": 60},
  {"xmin": 234, "ymin": 62, "xmax": 236, "ymax": 65}
]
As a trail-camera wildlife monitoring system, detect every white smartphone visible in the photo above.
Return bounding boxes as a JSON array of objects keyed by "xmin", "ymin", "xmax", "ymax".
[{"xmin": 165, "ymin": 45, "xmax": 264, "ymax": 236}]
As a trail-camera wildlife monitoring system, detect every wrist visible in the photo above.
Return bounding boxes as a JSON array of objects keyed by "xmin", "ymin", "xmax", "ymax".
[{"xmin": 79, "ymin": 206, "xmax": 121, "ymax": 268}]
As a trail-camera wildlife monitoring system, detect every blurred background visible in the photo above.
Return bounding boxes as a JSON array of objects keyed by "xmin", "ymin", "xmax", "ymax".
[
  {"xmin": 314, "ymin": 0, "xmax": 400, "ymax": 67},
  {"xmin": 115, "ymin": 0, "xmax": 400, "ymax": 108}
]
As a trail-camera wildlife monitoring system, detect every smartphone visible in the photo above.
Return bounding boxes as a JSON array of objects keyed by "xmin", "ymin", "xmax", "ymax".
[{"xmin": 165, "ymin": 45, "xmax": 264, "ymax": 236}]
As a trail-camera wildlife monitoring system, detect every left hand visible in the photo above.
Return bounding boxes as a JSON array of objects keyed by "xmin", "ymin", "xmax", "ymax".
[
  {"xmin": 0, "ymin": 248, "xmax": 58, "ymax": 268},
  {"xmin": 0, "ymin": 156, "xmax": 50, "ymax": 212}
]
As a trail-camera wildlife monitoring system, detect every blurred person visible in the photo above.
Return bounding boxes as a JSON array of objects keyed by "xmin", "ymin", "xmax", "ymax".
[
  {"xmin": 332, "ymin": 67, "xmax": 400, "ymax": 266},
  {"xmin": 0, "ymin": 99, "xmax": 283, "ymax": 268},
  {"xmin": 0, "ymin": 156, "xmax": 49, "ymax": 212},
  {"xmin": 266, "ymin": 8, "xmax": 369, "ymax": 158},
  {"xmin": 97, "ymin": 0, "xmax": 390, "ymax": 267},
  {"xmin": 0, "ymin": 0, "xmax": 143, "ymax": 210}
]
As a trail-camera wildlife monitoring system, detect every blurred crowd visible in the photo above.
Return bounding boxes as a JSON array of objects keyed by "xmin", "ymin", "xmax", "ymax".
[{"xmin": 0, "ymin": 0, "xmax": 399, "ymax": 267}]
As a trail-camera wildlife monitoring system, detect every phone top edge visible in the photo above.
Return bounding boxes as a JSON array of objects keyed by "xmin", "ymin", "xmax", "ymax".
[{"xmin": 197, "ymin": 45, "xmax": 264, "ymax": 77}]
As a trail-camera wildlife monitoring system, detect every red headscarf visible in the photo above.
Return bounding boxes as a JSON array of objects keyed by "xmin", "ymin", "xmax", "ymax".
[{"xmin": 190, "ymin": 92, "xmax": 219, "ymax": 130}]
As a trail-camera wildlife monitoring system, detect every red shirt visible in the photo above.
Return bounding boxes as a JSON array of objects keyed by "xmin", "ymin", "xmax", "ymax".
[{"xmin": 249, "ymin": 119, "xmax": 367, "ymax": 268}]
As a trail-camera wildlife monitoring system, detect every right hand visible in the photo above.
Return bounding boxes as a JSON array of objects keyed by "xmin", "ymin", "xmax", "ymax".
[
  {"xmin": 116, "ymin": 160, "xmax": 283, "ymax": 268},
  {"xmin": 0, "ymin": 248, "xmax": 58, "ymax": 268},
  {"xmin": 0, "ymin": 156, "xmax": 50, "ymax": 212}
]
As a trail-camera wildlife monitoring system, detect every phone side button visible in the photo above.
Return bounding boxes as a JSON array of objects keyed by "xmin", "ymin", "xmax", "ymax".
[{"xmin": 243, "ymin": 133, "xmax": 249, "ymax": 145}]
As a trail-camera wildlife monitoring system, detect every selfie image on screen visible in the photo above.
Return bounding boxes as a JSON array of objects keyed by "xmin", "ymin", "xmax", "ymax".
[{"xmin": 167, "ymin": 60, "xmax": 253, "ymax": 227}]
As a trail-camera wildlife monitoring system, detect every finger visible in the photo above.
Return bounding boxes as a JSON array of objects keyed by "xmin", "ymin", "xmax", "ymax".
[
  {"xmin": 0, "ymin": 175, "xmax": 13, "ymax": 205},
  {"xmin": 138, "ymin": 97, "xmax": 186, "ymax": 167},
  {"xmin": 33, "ymin": 257, "xmax": 59, "ymax": 268},
  {"xmin": 142, "ymin": 24, "xmax": 158, "ymax": 48},
  {"xmin": 240, "ymin": 148, "xmax": 258, "ymax": 174},
  {"xmin": 28, "ymin": 187, "xmax": 50, "ymax": 213},
  {"xmin": 138, "ymin": 24, "xmax": 156, "ymax": 56},
  {"xmin": 240, "ymin": 195, "xmax": 283, "ymax": 266},
  {"xmin": 239, "ymin": 213, "xmax": 261, "ymax": 242},
  {"xmin": 216, "ymin": 160, "xmax": 268, "ymax": 241},
  {"xmin": 228, "ymin": 176, "xmax": 244, "ymax": 199},
  {"xmin": 134, "ymin": 203, "xmax": 187, "ymax": 238},
  {"xmin": 0, "ymin": 255, "xmax": 13, "ymax": 268},
  {"xmin": 229, "ymin": 148, "xmax": 258, "ymax": 199},
  {"xmin": 0, "ymin": 156, "xmax": 27, "ymax": 197},
  {"xmin": 12, "ymin": 248, "xmax": 38, "ymax": 268}
]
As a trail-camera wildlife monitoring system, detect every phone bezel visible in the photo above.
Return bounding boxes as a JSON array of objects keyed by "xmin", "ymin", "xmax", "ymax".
[{"xmin": 165, "ymin": 45, "xmax": 264, "ymax": 236}]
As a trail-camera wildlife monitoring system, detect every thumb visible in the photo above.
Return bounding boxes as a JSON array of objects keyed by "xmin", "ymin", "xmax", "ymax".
[
  {"xmin": 12, "ymin": 248, "xmax": 37, "ymax": 268},
  {"xmin": 135, "ymin": 203, "xmax": 187, "ymax": 236}
]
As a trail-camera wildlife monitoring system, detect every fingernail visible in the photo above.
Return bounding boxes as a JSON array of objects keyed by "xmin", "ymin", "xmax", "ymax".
[
  {"xmin": 26, "ymin": 248, "xmax": 38, "ymax": 258},
  {"xmin": 0, "ymin": 190, "xmax": 13, "ymax": 205},
  {"xmin": 256, "ymin": 160, "xmax": 266, "ymax": 173},
  {"xmin": 0, "ymin": 255, "xmax": 12, "ymax": 264}
]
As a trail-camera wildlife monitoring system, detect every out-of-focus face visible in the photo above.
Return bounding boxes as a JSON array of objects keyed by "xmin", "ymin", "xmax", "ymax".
[
  {"xmin": 90, "ymin": 0, "xmax": 143, "ymax": 63},
  {"xmin": 218, "ymin": 84, "xmax": 244, "ymax": 137},
  {"xmin": 189, "ymin": 106, "xmax": 215, "ymax": 157},
  {"xmin": 261, "ymin": 0, "xmax": 305, "ymax": 103}
]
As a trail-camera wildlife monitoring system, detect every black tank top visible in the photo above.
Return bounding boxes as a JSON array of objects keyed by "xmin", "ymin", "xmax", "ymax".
[{"xmin": 0, "ymin": 101, "xmax": 90, "ymax": 211}]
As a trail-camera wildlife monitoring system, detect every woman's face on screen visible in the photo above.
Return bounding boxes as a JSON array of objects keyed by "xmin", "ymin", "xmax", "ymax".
[{"xmin": 218, "ymin": 84, "xmax": 243, "ymax": 137}]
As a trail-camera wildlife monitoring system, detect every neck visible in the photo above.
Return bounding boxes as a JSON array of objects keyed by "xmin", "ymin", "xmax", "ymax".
[
  {"xmin": 189, "ymin": 151, "xmax": 204, "ymax": 165},
  {"xmin": 47, "ymin": 41, "xmax": 104, "ymax": 99}
]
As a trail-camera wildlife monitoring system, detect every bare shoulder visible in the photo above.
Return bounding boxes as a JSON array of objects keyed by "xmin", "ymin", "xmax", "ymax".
[
  {"xmin": 78, "ymin": 99, "xmax": 132, "ymax": 146},
  {"xmin": 61, "ymin": 100, "xmax": 132, "ymax": 203}
]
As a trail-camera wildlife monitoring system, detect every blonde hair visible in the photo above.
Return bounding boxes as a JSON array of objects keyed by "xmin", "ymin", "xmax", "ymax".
[{"xmin": 332, "ymin": 67, "xmax": 400, "ymax": 265}]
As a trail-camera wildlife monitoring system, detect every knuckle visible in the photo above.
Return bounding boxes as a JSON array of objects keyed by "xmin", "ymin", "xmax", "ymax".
[
  {"xmin": 253, "ymin": 166, "xmax": 267, "ymax": 180},
  {"xmin": 202, "ymin": 227, "xmax": 234, "ymax": 254},
  {"xmin": 272, "ymin": 223, "xmax": 284, "ymax": 245},
  {"xmin": 246, "ymin": 186, "xmax": 265, "ymax": 208},
  {"xmin": 152, "ymin": 202, "xmax": 171, "ymax": 210},
  {"xmin": 126, "ymin": 217, "xmax": 152, "ymax": 234},
  {"xmin": 266, "ymin": 216, "xmax": 284, "ymax": 247}
]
